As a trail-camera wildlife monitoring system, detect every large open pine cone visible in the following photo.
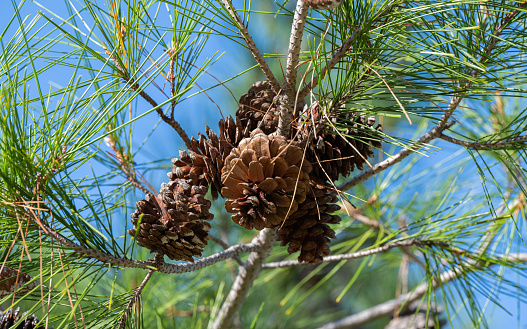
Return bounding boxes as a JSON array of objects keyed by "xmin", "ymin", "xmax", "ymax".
[
  {"xmin": 304, "ymin": 112, "xmax": 383, "ymax": 181},
  {"xmin": 236, "ymin": 81, "xmax": 305, "ymax": 135},
  {"xmin": 170, "ymin": 116, "xmax": 251, "ymax": 200},
  {"xmin": 277, "ymin": 179, "xmax": 341, "ymax": 263},
  {"xmin": 0, "ymin": 308, "xmax": 52, "ymax": 329},
  {"xmin": 221, "ymin": 130, "xmax": 312, "ymax": 230},
  {"xmin": 128, "ymin": 177, "xmax": 213, "ymax": 262}
]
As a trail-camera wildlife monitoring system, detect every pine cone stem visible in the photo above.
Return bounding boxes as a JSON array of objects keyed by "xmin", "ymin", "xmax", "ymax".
[{"xmin": 211, "ymin": 228, "xmax": 277, "ymax": 329}]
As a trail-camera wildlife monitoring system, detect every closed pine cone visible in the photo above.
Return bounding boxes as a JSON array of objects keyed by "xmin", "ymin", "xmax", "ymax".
[
  {"xmin": 236, "ymin": 81, "xmax": 305, "ymax": 135},
  {"xmin": 128, "ymin": 177, "xmax": 213, "ymax": 262},
  {"xmin": 222, "ymin": 130, "xmax": 312, "ymax": 230},
  {"xmin": 170, "ymin": 116, "xmax": 251, "ymax": 200},
  {"xmin": 305, "ymin": 112, "xmax": 383, "ymax": 182},
  {"xmin": 277, "ymin": 179, "xmax": 341, "ymax": 263},
  {"xmin": 0, "ymin": 308, "xmax": 52, "ymax": 329}
]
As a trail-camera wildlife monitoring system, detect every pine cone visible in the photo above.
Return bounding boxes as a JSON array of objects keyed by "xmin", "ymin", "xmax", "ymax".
[
  {"xmin": 277, "ymin": 179, "xmax": 341, "ymax": 263},
  {"xmin": 0, "ymin": 308, "xmax": 52, "ymax": 329},
  {"xmin": 170, "ymin": 116, "xmax": 251, "ymax": 200},
  {"xmin": 128, "ymin": 177, "xmax": 213, "ymax": 262},
  {"xmin": 236, "ymin": 81, "xmax": 305, "ymax": 135},
  {"xmin": 305, "ymin": 112, "xmax": 382, "ymax": 182},
  {"xmin": 221, "ymin": 130, "xmax": 312, "ymax": 230},
  {"xmin": 305, "ymin": 0, "xmax": 344, "ymax": 10},
  {"xmin": 0, "ymin": 267, "xmax": 38, "ymax": 298}
]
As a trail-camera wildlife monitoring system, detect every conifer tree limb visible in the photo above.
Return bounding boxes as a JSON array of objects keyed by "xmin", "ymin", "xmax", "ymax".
[
  {"xmin": 219, "ymin": 0, "xmax": 280, "ymax": 91},
  {"xmin": 338, "ymin": 1, "xmax": 527, "ymax": 191},
  {"xmin": 298, "ymin": 0, "xmax": 398, "ymax": 99},
  {"xmin": 211, "ymin": 228, "xmax": 277, "ymax": 329},
  {"xmin": 277, "ymin": 0, "xmax": 309, "ymax": 136},
  {"xmin": 440, "ymin": 134, "xmax": 527, "ymax": 150},
  {"xmin": 316, "ymin": 253, "xmax": 527, "ymax": 329},
  {"xmin": 262, "ymin": 239, "xmax": 447, "ymax": 269}
]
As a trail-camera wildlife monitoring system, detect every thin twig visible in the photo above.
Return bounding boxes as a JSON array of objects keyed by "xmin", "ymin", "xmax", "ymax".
[
  {"xmin": 106, "ymin": 50, "xmax": 192, "ymax": 149},
  {"xmin": 118, "ymin": 265, "xmax": 156, "ymax": 328},
  {"xmin": 298, "ymin": 0, "xmax": 398, "ymax": 99},
  {"xmin": 277, "ymin": 0, "xmax": 309, "ymax": 136},
  {"xmin": 316, "ymin": 253, "xmax": 527, "ymax": 329},
  {"xmin": 262, "ymin": 239, "xmax": 447, "ymax": 269},
  {"xmin": 440, "ymin": 134, "xmax": 527, "ymax": 150},
  {"xmin": 105, "ymin": 133, "xmax": 151, "ymax": 195},
  {"xmin": 219, "ymin": 0, "xmax": 280, "ymax": 91},
  {"xmin": 211, "ymin": 228, "xmax": 277, "ymax": 329}
]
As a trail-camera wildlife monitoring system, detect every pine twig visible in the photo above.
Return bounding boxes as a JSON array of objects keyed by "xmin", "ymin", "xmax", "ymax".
[
  {"xmin": 106, "ymin": 50, "xmax": 192, "ymax": 149},
  {"xmin": 298, "ymin": 0, "xmax": 399, "ymax": 99},
  {"xmin": 338, "ymin": 1, "xmax": 527, "ymax": 191},
  {"xmin": 219, "ymin": 0, "xmax": 280, "ymax": 92},
  {"xmin": 262, "ymin": 239, "xmax": 447, "ymax": 269},
  {"xmin": 118, "ymin": 254, "xmax": 160, "ymax": 328},
  {"xmin": 211, "ymin": 228, "xmax": 277, "ymax": 329},
  {"xmin": 440, "ymin": 134, "xmax": 527, "ymax": 150},
  {"xmin": 209, "ymin": 234, "xmax": 244, "ymax": 266},
  {"xmin": 316, "ymin": 253, "xmax": 527, "ymax": 329},
  {"xmin": 277, "ymin": 0, "xmax": 309, "ymax": 136}
]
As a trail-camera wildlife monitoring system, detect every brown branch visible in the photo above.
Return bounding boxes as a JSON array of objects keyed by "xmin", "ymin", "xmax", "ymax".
[
  {"xmin": 298, "ymin": 0, "xmax": 398, "ymax": 99},
  {"xmin": 316, "ymin": 253, "xmax": 527, "ymax": 329},
  {"xmin": 105, "ymin": 134, "xmax": 151, "ymax": 195},
  {"xmin": 106, "ymin": 50, "xmax": 192, "ymax": 150},
  {"xmin": 440, "ymin": 134, "xmax": 527, "ymax": 150},
  {"xmin": 219, "ymin": 0, "xmax": 280, "ymax": 92},
  {"xmin": 262, "ymin": 239, "xmax": 447, "ymax": 269},
  {"xmin": 118, "ymin": 262, "xmax": 157, "ymax": 329}
]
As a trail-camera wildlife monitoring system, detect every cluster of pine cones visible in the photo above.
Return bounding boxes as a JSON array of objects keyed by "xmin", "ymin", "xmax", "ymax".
[
  {"xmin": 129, "ymin": 81, "xmax": 382, "ymax": 264},
  {"xmin": 0, "ymin": 309, "xmax": 51, "ymax": 329}
]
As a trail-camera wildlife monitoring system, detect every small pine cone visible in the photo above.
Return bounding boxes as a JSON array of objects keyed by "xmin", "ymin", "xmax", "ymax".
[
  {"xmin": 305, "ymin": 0, "xmax": 344, "ymax": 10},
  {"xmin": 0, "ymin": 267, "xmax": 38, "ymax": 298},
  {"xmin": 170, "ymin": 116, "xmax": 251, "ymax": 200},
  {"xmin": 236, "ymin": 81, "xmax": 305, "ymax": 135},
  {"xmin": 128, "ymin": 178, "xmax": 213, "ymax": 261},
  {"xmin": 277, "ymin": 180, "xmax": 341, "ymax": 263},
  {"xmin": 221, "ymin": 130, "xmax": 312, "ymax": 230},
  {"xmin": 0, "ymin": 308, "xmax": 52, "ymax": 329},
  {"xmin": 306, "ymin": 113, "xmax": 383, "ymax": 182}
]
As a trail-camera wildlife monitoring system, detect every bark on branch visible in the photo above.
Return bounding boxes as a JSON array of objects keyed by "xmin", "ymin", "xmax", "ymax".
[
  {"xmin": 262, "ymin": 239, "xmax": 447, "ymax": 269},
  {"xmin": 440, "ymin": 134, "xmax": 527, "ymax": 150},
  {"xmin": 316, "ymin": 253, "xmax": 527, "ymax": 329},
  {"xmin": 219, "ymin": 0, "xmax": 280, "ymax": 91}
]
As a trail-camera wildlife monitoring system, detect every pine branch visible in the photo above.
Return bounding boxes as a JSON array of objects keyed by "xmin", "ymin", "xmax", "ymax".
[
  {"xmin": 338, "ymin": 114, "xmax": 456, "ymax": 191},
  {"xmin": 298, "ymin": 0, "xmax": 399, "ymax": 99},
  {"xmin": 440, "ymin": 134, "xmax": 527, "ymax": 150},
  {"xmin": 118, "ymin": 255, "xmax": 159, "ymax": 329},
  {"xmin": 316, "ymin": 253, "xmax": 527, "ymax": 329},
  {"xmin": 211, "ymin": 228, "xmax": 277, "ymax": 329},
  {"xmin": 262, "ymin": 239, "xmax": 447, "ymax": 269},
  {"xmin": 277, "ymin": 0, "xmax": 309, "ymax": 136},
  {"xmin": 339, "ymin": 1, "xmax": 527, "ymax": 191},
  {"xmin": 209, "ymin": 234, "xmax": 244, "ymax": 266},
  {"xmin": 106, "ymin": 50, "xmax": 192, "ymax": 150},
  {"xmin": 219, "ymin": 0, "xmax": 280, "ymax": 92}
]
